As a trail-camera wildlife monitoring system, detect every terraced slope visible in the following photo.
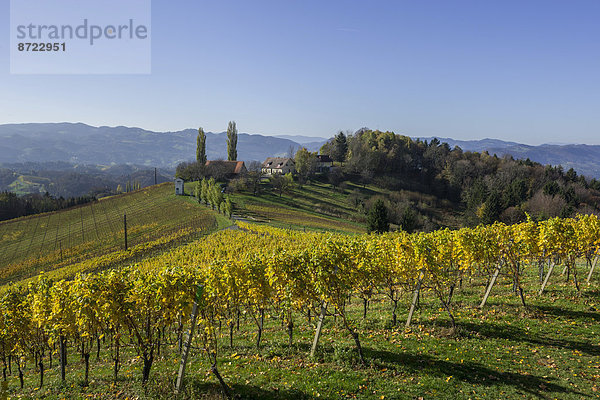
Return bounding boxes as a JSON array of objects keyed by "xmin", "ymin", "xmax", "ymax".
[{"xmin": 0, "ymin": 182, "xmax": 225, "ymax": 284}]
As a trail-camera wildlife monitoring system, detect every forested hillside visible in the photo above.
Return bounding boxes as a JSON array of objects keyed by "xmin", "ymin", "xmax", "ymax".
[{"xmin": 320, "ymin": 130, "xmax": 600, "ymax": 227}]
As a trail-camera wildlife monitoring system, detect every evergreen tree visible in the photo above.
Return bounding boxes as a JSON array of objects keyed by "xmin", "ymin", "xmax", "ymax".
[
  {"xmin": 480, "ymin": 191, "xmax": 502, "ymax": 225},
  {"xmin": 565, "ymin": 167, "xmax": 577, "ymax": 182},
  {"xmin": 212, "ymin": 184, "xmax": 224, "ymax": 210},
  {"xmin": 193, "ymin": 181, "xmax": 201, "ymax": 202},
  {"xmin": 225, "ymin": 198, "xmax": 233, "ymax": 217},
  {"xmin": 367, "ymin": 199, "xmax": 389, "ymax": 233},
  {"xmin": 399, "ymin": 205, "xmax": 418, "ymax": 233},
  {"xmin": 207, "ymin": 178, "xmax": 216, "ymax": 208},
  {"xmin": 332, "ymin": 131, "xmax": 348, "ymax": 163},
  {"xmin": 227, "ymin": 121, "xmax": 238, "ymax": 161},
  {"xmin": 543, "ymin": 181, "xmax": 560, "ymax": 197},
  {"xmin": 200, "ymin": 178, "xmax": 209, "ymax": 205},
  {"xmin": 196, "ymin": 127, "xmax": 207, "ymax": 164}
]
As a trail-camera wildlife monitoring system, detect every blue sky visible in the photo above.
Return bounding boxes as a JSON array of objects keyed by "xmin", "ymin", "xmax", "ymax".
[{"xmin": 1, "ymin": 0, "xmax": 599, "ymax": 144}]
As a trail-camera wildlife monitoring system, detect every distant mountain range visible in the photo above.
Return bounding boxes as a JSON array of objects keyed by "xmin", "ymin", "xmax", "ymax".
[
  {"xmin": 1, "ymin": 123, "xmax": 599, "ymax": 178},
  {"xmin": 0, "ymin": 123, "xmax": 327, "ymax": 169}
]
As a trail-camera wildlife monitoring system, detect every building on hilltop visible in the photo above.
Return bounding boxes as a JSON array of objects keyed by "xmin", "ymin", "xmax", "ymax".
[
  {"xmin": 316, "ymin": 155, "xmax": 333, "ymax": 172},
  {"xmin": 261, "ymin": 157, "xmax": 296, "ymax": 175}
]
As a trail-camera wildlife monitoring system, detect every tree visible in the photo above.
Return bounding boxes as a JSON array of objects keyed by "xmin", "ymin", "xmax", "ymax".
[
  {"xmin": 398, "ymin": 205, "xmax": 418, "ymax": 233},
  {"xmin": 565, "ymin": 167, "xmax": 577, "ymax": 182},
  {"xmin": 271, "ymin": 173, "xmax": 293, "ymax": 197},
  {"xmin": 244, "ymin": 161, "xmax": 263, "ymax": 195},
  {"xmin": 294, "ymin": 147, "xmax": 317, "ymax": 183},
  {"xmin": 367, "ymin": 199, "xmax": 389, "ymax": 233},
  {"xmin": 332, "ymin": 131, "xmax": 348, "ymax": 163},
  {"xmin": 561, "ymin": 185, "xmax": 578, "ymax": 207},
  {"xmin": 196, "ymin": 127, "xmax": 207, "ymax": 164},
  {"xmin": 246, "ymin": 171, "xmax": 262, "ymax": 196},
  {"xmin": 176, "ymin": 161, "xmax": 205, "ymax": 181},
  {"xmin": 319, "ymin": 140, "xmax": 334, "ymax": 157},
  {"xmin": 502, "ymin": 178, "xmax": 528, "ymax": 208},
  {"xmin": 193, "ymin": 181, "xmax": 201, "ymax": 201},
  {"xmin": 328, "ymin": 167, "xmax": 344, "ymax": 189},
  {"xmin": 479, "ymin": 191, "xmax": 502, "ymax": 225},
  {"xmin": 208, "ymin": 179, "xmax": 224, "ymax": 210},
  {"xmin": 224, "ymin": 198, "xmax": 233, "ymax": 217},
  {"xmin": 286, "ymin": 145, "xmax": 296, "ymax": 159},
  {"xmin": 543, "ymin": 181, "xmax": 560, "ymax": 197},
  {"xmin": 360, "ymin": 169, "xmax": 374, "ymax": 188},
  {"xmin": 227, "ymin": 121, "xmax": 238, "ymax": 161},
  {"xmin": 205, "ymin": 177, "xmax": 223, "ymax": 210},
  {"xmin": 200, "ymin": 178, "xmax": 209, "ymax": 205}
]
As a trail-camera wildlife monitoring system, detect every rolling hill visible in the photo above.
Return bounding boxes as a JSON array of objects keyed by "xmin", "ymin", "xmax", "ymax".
[{"xmin": 0, "ymin": 123, "xmax": 327, "ymax": 168}]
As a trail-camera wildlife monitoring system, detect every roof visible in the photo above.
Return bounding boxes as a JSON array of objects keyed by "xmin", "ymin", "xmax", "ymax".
[
  {"xmin": 316, "ymin": 155, "xmax": 333, "ymax": 163},
  {"xmin": 205, "ymin": 160, "xmax": 247, "ymax": 174},
  {"xmin": 261, "ymin": 157, "xmax": 295, "ymax": 169}
]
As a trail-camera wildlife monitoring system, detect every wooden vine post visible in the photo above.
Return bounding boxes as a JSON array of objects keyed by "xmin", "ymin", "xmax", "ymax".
[
  {"xmin": 310, "ymin": 302, "xmax": 328, "ymax": 358},
  {"xmin": 586, "ymin": 254, "xmax": 599, "ymax": 284},
  {"xmin": 479, "ymin": 265, "xmax": 501, "ymax": 309},
  {"xmin": 405, "ymin": 271, "xmax": 424, "ymax": 329},
  {"xmin": 59, "ymin": 335, "xmax": 67, "ymax": 381},
  {"xmin": 310, "ymin": 265, "xmax": 337, "ymax": 358},
  {"xmin": 538, "ymin": 261, "xmax": 556, "ymax": 295},
  {"xmin": 175, "ymin": 284, "xmax": 204, "ymax": 394}
]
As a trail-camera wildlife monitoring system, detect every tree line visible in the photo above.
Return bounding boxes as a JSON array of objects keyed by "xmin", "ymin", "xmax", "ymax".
[
  {"xmin": 0, "ymin": 191, "xmax": 96, "ymax": 222},
  {"xmin": 194, "ymin": 177, "xmax": 233, "ymax": 217}
]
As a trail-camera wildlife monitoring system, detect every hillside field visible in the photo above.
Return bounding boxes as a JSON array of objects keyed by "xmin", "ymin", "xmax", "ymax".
[
  {"xmin": 0, "ymin": 182, "xmax": 229, "ymax": 285},
  {"xmin": 226, "ymin": 179, "xmax": 461, "ymax": 234}
]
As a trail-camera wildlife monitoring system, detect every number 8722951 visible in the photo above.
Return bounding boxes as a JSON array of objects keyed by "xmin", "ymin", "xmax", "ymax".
[{"xmin": 17, "ymin": 42, "xmax": 66, "ymax": 52}]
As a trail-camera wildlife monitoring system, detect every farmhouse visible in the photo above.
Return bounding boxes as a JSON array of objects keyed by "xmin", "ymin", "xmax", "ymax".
[
  {"xmin": 261, "ymin": 157, "xmax": 296, "ymax": 175},
  {"xmin": 316, "ymin": 155, "xmax": 333, "ymax": 172}
]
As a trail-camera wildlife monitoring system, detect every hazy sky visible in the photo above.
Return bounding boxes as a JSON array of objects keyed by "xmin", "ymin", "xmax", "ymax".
[{"xmin": 1, "ymin": 0, "xmax": 599, "ymax": 144}]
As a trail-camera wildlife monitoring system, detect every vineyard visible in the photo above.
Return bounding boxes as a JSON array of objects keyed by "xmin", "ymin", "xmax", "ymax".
[
  {"xmin": 228, "ymin": 180, "xmax": 368, "ymax": 233},
  {"xmin": 0, "ymin": 215, "xmax": 599, "ymax": 398},
  {"xmin": 0, "ymin": 183, "xmax": 226, "ymax": 285}
]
